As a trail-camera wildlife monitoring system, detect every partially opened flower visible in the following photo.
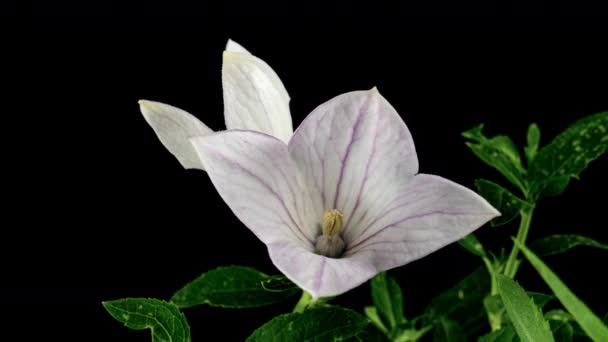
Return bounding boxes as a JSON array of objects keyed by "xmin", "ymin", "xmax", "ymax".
[
  {"xmin": 190, "ymin": 88, "xmax": 500, "ymax": 298},
  {"xmin": 139, "ymin": 40, "xmax": 292, "ymax": 170}
]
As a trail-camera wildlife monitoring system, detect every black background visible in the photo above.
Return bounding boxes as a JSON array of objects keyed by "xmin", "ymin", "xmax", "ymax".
[{"xmin": 16, "ymin": 2, "xmax": 608, "ymax": 341}]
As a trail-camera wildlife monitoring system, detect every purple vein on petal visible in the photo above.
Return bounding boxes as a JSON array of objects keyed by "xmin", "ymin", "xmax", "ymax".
[
  {"xmin": 342, "ymin": 105, "xmax": 380, "ymax": 235},
  {"xmin": 348, "ymin": 210, "xmax": 487, "ymax": 253},
  {"xmin": 207, "ymin": 148, "xmax": 314, "ymax": 246},
  {"xmin": 333, "ymin": 95, "xmax": 370, "ymax": 209},
  {"xmin": 257, "ymin": 144, "xmax": 306, "ymax": 232},
  {"xmin": 313, "ymin": 257, "xmax": 327, "ymax": 294},
  {"xmin": 351, "ymin": 180, "xmax": 441, "ymax": 243}
]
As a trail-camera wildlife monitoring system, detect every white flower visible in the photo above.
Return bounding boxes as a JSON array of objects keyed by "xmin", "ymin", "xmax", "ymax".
[
  {"xmin": 139, "ymin": 39, "xmax": 292, "ymax": 169},
  {"xmin": 140, "ymin": 41, "xmax": 500, "ymax": 299}
]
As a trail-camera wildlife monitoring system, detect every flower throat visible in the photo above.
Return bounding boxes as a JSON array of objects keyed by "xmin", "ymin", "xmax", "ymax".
[{"xmin": 315, "ymin": 209, "xmax": 346, "ymax": 258}]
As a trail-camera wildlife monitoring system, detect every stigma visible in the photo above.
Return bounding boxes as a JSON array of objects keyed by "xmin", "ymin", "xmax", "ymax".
[{"xmin": 315, "ymin": 209, "xmax": 346, "ymax": 258}]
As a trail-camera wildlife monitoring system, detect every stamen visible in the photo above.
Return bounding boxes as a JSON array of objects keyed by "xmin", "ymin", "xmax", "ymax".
[
  {"xmin": 322, "ymin": 209, "xmax": 343, "ymax": 236},
  {"xmin": 315, "ymin": 209, "xmax": 346, "ymax": 258}
]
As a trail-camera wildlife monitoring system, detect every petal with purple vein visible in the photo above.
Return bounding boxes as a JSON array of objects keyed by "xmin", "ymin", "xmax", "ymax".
[
  {"xmin": 190, "ymin": 130, "xmax": 317, "ymax": 247},
  {"xmin": 267, "ymin": 240, "xmax": 379, "ymax": 298},
  {"xmin": 288, "ymin": 89, "xmax": 419, "ymax": 244},
  {"xmin": 346, "ymin": 174, "xmax": 500, "ymax": 271}
]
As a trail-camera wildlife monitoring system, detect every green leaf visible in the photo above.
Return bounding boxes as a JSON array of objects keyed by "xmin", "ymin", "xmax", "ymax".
[
  {"xmin": 513, "ymin": 239, "xmax": 608, "ymax": 341},
  {"xmin": 525, "ymin": 123, "xmax": 541, "ymax": 164},
  {"xmin": 347, "ymin": 325, "xmax": 390, "ymax": 342},
  {"xmin": 528, "ymin": 111, "xmax": 608, "ymax": 198},
  {"xmin": 364, "ymin": 306, "xmax": 389, "ymax": 334},
  {"xmin": 550, "ymin": 321, "xmax": 573, "ymax": 342},
  {"xmin": 544, "ymin": 311, "xmax": 575, "ymax": 342},
  {"xmin": 261, "ymin": 275, "xmax": 299, "ymax": 292},
  {"xmin": 545, "ymin": 309, "xmax": 574, "ymax": 323},
  {"xmin": 528, "ymin": 292, "xmax": 555, "ymax": 309},
  {"xmin": 484, "ymin": 292, "xmax": 554, "ymax": 330},
  {"xmin": 478, "ymin": 326, "xmax": 517, "ymax": 342},
  {"xmin": 463, "ymin": 124, "xmax": 527, "ymax": 192},
  {"xmin": 432, "ymin": 317, "xmax": 466, "ymax": 342},
  {"xmin": 530, "ymin": 234, "xmax": 608, "ymax": 256},
  {"xmin": 459, "ymin": 233, "xmax": 486, "ymax": 257},
  {"xmin": 496, "ymin": 274, "xmax": 554, "ymax": 342},
  {"xmin": 474, "ymin": 179, "xmax": 533, "ymax": 227},
  {"xmin": 424, "ymin": 267, "xmax": 490, "ymax": 336},
  {"xmin": 171, "ymin": 266, "xmax": 299, "ymax": 309},
  {"xmin": 371, "ymin": 272, "xmax": 406, "ymax": 330},
  {"xmin": 246, "ymin": 307, "xmax": 369, "ymax": 342},
  {"xmin": 103, "ymin": 298, "xmax": 191, "ymax": 342},
  {"xmin": 393, "ymin": 323, "xmax": 433, "ymax": 342}
]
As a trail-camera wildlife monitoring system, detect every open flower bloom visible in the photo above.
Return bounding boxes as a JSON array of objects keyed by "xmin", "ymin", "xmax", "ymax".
[
  {"xmin": 190, "ymin": 88, "xmax": 500, "ymax": 298},
  {"xmin": 139, "ymin": 39, "xmax": 292, "ymax": 170},
  {"xmin": 140, "ymin": 40, "xmax": 499, "ymax": 298}
]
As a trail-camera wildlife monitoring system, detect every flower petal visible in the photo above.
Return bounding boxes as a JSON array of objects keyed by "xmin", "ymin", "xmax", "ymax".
[
  {"xmin": 345, "ymin": 174, "xmax": 500, "ymax": 268},
  {"xmin": 288, "ymin": 88, "xmax": 419, "ymax": 243},
  {"xmin": 267, "ymin": 241, "xmax": 379, "ymax": 298},
  {"xmin": 225, "ymin": 39, "xmax": 251, "ymax": 54},
  {"xmin": 139, "ymin": 100, "xmax": 213, "ymax": 170},
  {"xmin": 222, "ymin": 42, "xmax": 293, "ymax": 143},
  {"xmin": 190, "ymin": 130, "xmax": 316, "ymax": 247}
]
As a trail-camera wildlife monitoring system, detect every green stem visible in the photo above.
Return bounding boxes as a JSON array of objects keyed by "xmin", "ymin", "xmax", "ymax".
[
  {"xmin": 503, "ymin": 205, "xmax": 535, "ymax": 278},
  {"xmin": 482, "ymin": 256, "xmax": 498, "ymax": 296},
  {"xmin": 293, "ymin": 291, "xmax": 315, "ymax": 313}
]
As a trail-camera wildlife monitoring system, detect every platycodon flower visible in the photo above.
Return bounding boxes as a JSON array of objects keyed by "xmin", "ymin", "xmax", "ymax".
[{"xmin": 140, "ymin": 40, "xmax": 500, "ymax": 298}]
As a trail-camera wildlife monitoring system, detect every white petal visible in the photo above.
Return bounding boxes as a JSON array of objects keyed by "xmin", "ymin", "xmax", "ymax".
[
  {"xmin": 190, "ymin": 130, "xmax": 317, "ymax": 247},
  {"xmin": 225, "ymin": 39, "xmax": 251, "ymax": 54},
  {"xmin": 139, "ymin": 100, "xmax": 213, "ymax": 170},
  {"xmin": 345, "ymin": 174, "xmax": 500, "ymax": 269},
  {"xmin": 222, "ymin": 46, "xmax": 293, "ymax": 143},
  {"xmin": 288, "ymin": 88, "xmax": 419, "ymax": 244},
  {"xmin": 268, "ymin": 241, "xmax": 379, "ymax": 298}
]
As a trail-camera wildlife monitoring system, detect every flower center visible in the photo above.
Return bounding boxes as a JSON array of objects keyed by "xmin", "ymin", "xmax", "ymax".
[{"xmin": 315, "ymin": 209, "xmax": 346, "ymax": 258}]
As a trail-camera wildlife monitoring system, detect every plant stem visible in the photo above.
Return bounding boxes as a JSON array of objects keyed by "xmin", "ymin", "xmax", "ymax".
[
  {"xmin": 293, "ymin": 291, "xmax": 315, "ymax": 313},
  {"xmin": 503, "ymin": 205, "xmax": 535, "ymax": 278},
  {"xmin": 482, "ymin": 256, "xmax": 498, "ymax": 296}
]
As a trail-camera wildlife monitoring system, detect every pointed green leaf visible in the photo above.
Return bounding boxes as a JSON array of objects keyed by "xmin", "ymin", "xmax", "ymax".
[
  {"xmin": 432, "ymin": 317, "xmax": 466, "ymax": 342},
  {"xmin": 365, "ymin": 306, "xmax": 389, "ymax": 334},
  {"xmin": 525, "ymin": 123, "xmax": 541, "ymax": 164},
  {"xmin": 536, "ymin": 176, "xmax": 572, "ymax": 198},
  {"xmin": 478, "ymin": 326, "xmax": 517, "ymax": 342},
  {"xmin": 102, "ymin": 298, "xmax": 191, "ymax": 342},
  {"xmin": 463, "ymin": 125, "xmax": 527, "ymax": 192},
  {"xmin": 484, "ymin": 292, "xmax": 554, "ymax": 330},
  {"xmin": 246, "ymin": 307, "xmax": 370, "ymax": 342},
  {"xmin": 514, "ymin": 239, "xmax": 608, "ymax": 341},
  {"xmin": 528, "ymin": 292, "xmax": 555, "ymax": 309},
  {"xmin": 260, "ymin": 275, "xmax": 299, "ymax": 292},
  {"xmin": 528, "ymin": 111, "xmax": 608, "ymax": 198},
  {"xmin": 496, "ymin": 274, "xmax": 554, "ymax": 342},
  {"xmin": 530, "ymin": 234, "xmax": 608, "ymax": 256},
  {"xmin": 371, "ymin": 272, "xmax": 406, "ymax": 330},
  {"xmin": 171, "ymin": 266, "xmax": 299, "ymax": 309},
  {"xmin": 545, "ymin": 310, "xmax": 576, "ymax": 342},
  {"xmin": 459, "ymin": 233, "xmax": 486, "ymax": 257},
  {"xmin": 474, "ymin": 179, "xmax": 533, "ymax": 226}
]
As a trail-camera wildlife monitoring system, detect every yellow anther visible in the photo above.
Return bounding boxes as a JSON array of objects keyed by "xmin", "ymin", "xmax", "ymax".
[{"xmin": 322, "ymin": 209, "xmax": 343, "ymax": 237}]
